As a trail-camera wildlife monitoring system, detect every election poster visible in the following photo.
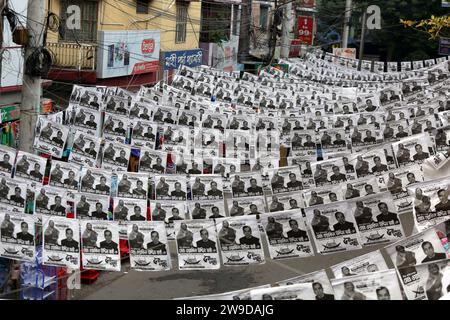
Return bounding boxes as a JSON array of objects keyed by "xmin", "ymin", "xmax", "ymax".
[
  {"xmin": 0, "ymin": 176, "xmax": 27, "ymax": 213},
  {"xmin": 128, "ymin": 221, "xmax": 171, "ymax": 271},
  {"xmin": 276, "ymin": 269, "xmax": 335, "ymax": 300},
  {"xmin": 34, "ymin": 185, "xmax": 68, "ymax": 218},
  {"xmin": 330, "ymin": 250, "xmax": 389, "ymax": 279},
  {"xmin": 189, "ymin": 199, "xmax": 226, "ymax": 220},
  {"xmin": 42, "ymin": 216, "xmax": 80, "ymax": 269},
  {"xmin": 227, "ymin": 196, "xmax": 267, "ymax": 217},
  {"xmin": 250, "ymin": 283, "xmax": 315, "ymax": 300},
  {"xmin": 0, "ymin": 145, "xmax": 16, "ymax": 176},
  {"xmin": 80, "ymin": 167, "xmax": 112, "ymax": 196},
  {"xmin": 48, "ymin": 160, "xmax": 81, "ymax": 191},
  {"xmin": 81, "ymin": 220, "xmax": 121, "ymax": 272},
  {"xmin": 115, "ymin": 172, "xmax": 149, "ymax": 200},
  {"xmin": 74, "ymin": 192, "xmax": 110, "ymax": 220},
  {"xmin": 190, "ymin": 175, "xmax": 224, "ymax": 201},
  {"xmin": 0, "ymin": 212, "xmax": 35, "ymax": 262},
  {"xmin": 34, "ymin": 119, "xmax": 69, "ymax": 158},
  {"xmin": 69, "ymin": 130, "xmax": 101, "ymax": 168},
  {"xmin": 14, "ymin": 151, "xmax": 47, "ymax": 184},
  {"xmin": 101, "ymin": 142, "xmax": 131, "ymax": 172},
  {"xmin": 151, "ymin": 201, "xmax": 187, "ymax": 239},
  {"xmin": 174, "ymin": 219, "xmax": 220, "ymax": 270}
]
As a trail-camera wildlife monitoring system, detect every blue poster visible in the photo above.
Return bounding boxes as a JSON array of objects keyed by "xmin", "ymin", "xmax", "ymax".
[
  {"xmin": 163, "ymin": 49, "xmax": 203, "ymax": 70},
  {"xmin": 439, "ymin": 38, "xmax": 450, "ymax": 56}
]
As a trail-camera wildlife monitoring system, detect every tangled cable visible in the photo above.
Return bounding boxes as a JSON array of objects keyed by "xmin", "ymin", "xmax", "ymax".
[{"xmin": 25, "ymin": 47, "xmax": 54, "ymax": 77}]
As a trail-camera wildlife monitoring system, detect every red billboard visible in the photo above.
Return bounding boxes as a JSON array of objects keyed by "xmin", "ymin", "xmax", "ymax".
[{"xmin": 297, "ymin": 16, "xmax": 314, "ymax": 45}]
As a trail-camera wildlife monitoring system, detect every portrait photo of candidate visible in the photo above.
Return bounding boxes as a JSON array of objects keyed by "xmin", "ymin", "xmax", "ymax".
[
  {"xmin": 269, "ymin": 195, "xmax": 285, "ymax": 212},
  {"xmin": 100, "ymin": 229, "xmax": 118, "ymax": 251},
  {"xmin": 412, "ymin": 144, "xmax": 429, "ymax": 161},
  {"xmin": 330, "ymin": 166, "xmax": 346, "ymax": 183},
  {"xmin": 156, "ymin": 177, "xmax": 169, "ymax": 197},
  {"xmin": 44, "ymin": 220, "xmax": 60, "ymax": 245},
  {"xmin": 171, "ymin": 182, "xmax": 187, "ymax": 199},
  {"xmin": 286, "ymin": 219, "xmax": 307, "ymax": 239},
  {"xmin": 247, "ymin": 178, "xmax": 263, "ymax": 195},
  {"xmin": 168, "ymin": 207, "xmax": 183, "ymax": 222},
  {"xmin": 130, "ymin": 206, "xmax": 146, "ymax": 221},
  {"xmin": 434, "ymin": 189, "xmax": 450, "ymax": 212},
  {"xmin": 371, "ymin": 156, "xmax": 388, "ymax": 173},
  {"xmin": 0, "ymin": 152, "xmax": 12, "ymax": 173},
  {"xmin": 176, "ymin": 223, "xmax": 194, "ymax": 248},
  {"xmin": 95, "ymin": 176, "xmax": 110, "ymax": 194},
  {"xmin": 61, "ymin": 228, "xmax": 79, "ymax": 250},
  {"xmin": 311, "ymin": 209, "xmax": 330, "ymax": 233},
  {"xmin": 50, "ymin": 196, "xmax": 66, "ymax": 215},
  {"xmin": 425, "ymin": 263, "xmax": 444, "ymax": 300},
  {"xmin": 333, "ymin": 212, "xmax": 355, "ymax": 232},
  {"xmin": 209, "ymin": 206, "xmax": 224, "ymax": 219},
  {"xmin": 341, "ymin": 282, "xmax": 366, "ymax": 300},
  {"xmin": 421, "ymin": 241, "xmax": 447, "ymax": 263},
  {"xmin": 146, "ymin": 230, "xmax": 166, "ymax": 252},
  {"xmin": 16, "ymin": 221, "xmax": 34, "ymax": 244},
  {"xmin": 10, "ymin": 186, "xmax": 24, "ymax": 206},
  {"xmin": 91, "ymin": 202, "xmax": 108, "ymax": 220},
  {"xmin": 207, "ymin": 181, "xmax": 223, "ymax": 197},
  {"xmin": 152, "ymin": 157, "xmax": 165, "ymax": 173},
  {"xmin": 129, "ymin": 224, "xmax": 145, "ymax": 249},
  {"xmin": 64, "ymin": 170, "xmax": 79, "ymax": 189},
  {"xmin": 239, "ymin": 226, "xmax": 261, "ymax": 246},
  {"xmin": 376, "ymin": 202, "xmax": 399, "ymax": 223},
  {"xmin": 376, "ymin": 287, "xmax": 391, "ymax": 300},
  {"xmin": 313, "ymin": 282, "xmax": 334, "ymax": 300},
  {"xmin": 265, "ymin": 216, "xmax": 284, "ymax": 240},
  {"xmin": 196, "ymin": 229, "xmax": 217, "ymax": 250}
]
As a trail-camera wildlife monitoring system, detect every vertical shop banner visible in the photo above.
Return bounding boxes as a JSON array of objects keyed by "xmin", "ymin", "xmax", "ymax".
[{"xmin": 297, "ymin": 16, "xmax": 314, "ymax": 46}]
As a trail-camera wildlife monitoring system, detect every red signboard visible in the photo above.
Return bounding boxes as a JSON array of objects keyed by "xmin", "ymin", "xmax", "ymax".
[
  {"xmin": 141, "ymin": 39, "xmax": 155, "ymax": 54},
  {"xmin": 297, "ymin": 16, "xmax": 314, "ymax": 45}
]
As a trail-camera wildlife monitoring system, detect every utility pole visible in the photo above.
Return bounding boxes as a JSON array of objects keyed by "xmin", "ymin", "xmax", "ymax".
[
  {"xmin": 280, "ymin": 0, "xmax": 292, "ymax": 59},
  {"xmin": 358, "ymin": 9, "xmax": 367, "ymax": 71},
  {"xmin": 238, "ymin": 0, "xmax": 252, "ymax": 63},
  {"xmin": 0, "ymin": 0, "xmax": 5, "ymax": 81},
  {"xmin": 342, "ymin": 0, "xmax": 352, "ymax": 48},
  {"xmin": 20, "ymin": 0, "xmax": 46, "ymax": 153}
]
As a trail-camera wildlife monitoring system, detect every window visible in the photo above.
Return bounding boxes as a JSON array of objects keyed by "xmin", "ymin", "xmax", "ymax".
[
  {"xmin": 259, "ymin": 5, "xmax": 269, "ymax": 32},
  {"xmin": 59, "ymin": 0, "xmax": 98, "ymax": 43},
  {"xmin": 200, "ymin": 3, "xmax": 231, "ymax": 43},
  {"xmin": 136, "ymin": 0, "xmax": 149, "ymax": 14},
  {"xmin": 232, "ymin": 4, "xmax": 239, "ymax": 36},
  {"xmin": 176, "ymin": 2, "xmax": 188, "ymax": 43}
]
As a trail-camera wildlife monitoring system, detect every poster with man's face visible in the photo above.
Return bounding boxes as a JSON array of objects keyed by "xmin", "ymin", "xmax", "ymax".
[
  {"xmin": 311, "ymin": 158, "xmax": 351, "ymax": 187},
  {"xmin": 227, "ymin": 196, "xmax": 267, "ymax": 217},
  {"xmin": 115, "ymin": 172, "xmax": 148, "ymax": 200},
  {"xmin": 159, "ymin": 124, "xmax": 190, "ymax": 155},
  {"xmin": 69, "ymin": 130, "xmax": 101, "ymax": 168},
  {"xmin": 304, "ymin": 201, "xmax": 362, "ymax": 255},
  {"xmin": 303, "ymin": 185, "xmax": 344, "ymax": 208},
  {"xmin": 138, "ymin": 148, "xmax": 167, "ymax": 174},
  {"xmin": 0, "ymin": 176, "xmax": 27, "ymax": 213},
  {"xmin": 71, "ymin": 105, "xmax": 102, "ymax": 137},
  {"xmin": 34, "ymin": 119, "xmax": 69, "ymax": 158},
  {"xmin": 174, "ymin": 220, "xmax": 220, "ymax": 270},
  {"xmin": 250, "ymin": 283, "xmax": 315, "ymax": 300},
  {"xmin": 0, "ymin": 145, "xmax": 16, "ymax": 176},
  {"xmin": 81, "ymin": 220, "xmax": 121, "ymax": 271},
  {"xmin": 267, "ymin": 166, "xmax": 303, "ymax": 194},
  {"xmin": 262, "ymin": 210, "xmax": 313, "ymax": 260},
  {"xmin": 277, "ymin": 269, "xmax": 335, "ymax": 300},
  {"xmin": 113, "ymin": 198, "xmax": 148, "ymax": 239},
  {"xmin": 14, "ymin": 151, "xmax": 47, "ymax": 184},
  {"xmin": 128, "ymin": 221, "xmax": 171, "ymax": 271},
  {"xmin": 80, "ymin": 167, "xmax": 112, "ymax": 196},
  {"xmin": 189, "ymin": 175, "xmax": 224, "ymax": 201},
  {"xmin": 34, "ymin": 185, "xmax": 68, "ymax": 218},
  {"xmin": 230, "ymin": 172, "xmax": 264, "ymax": 198},
  {"xmin": 331, "ymin": 270, "xmax": 403, "ymax": 300},
  {"xmin": 102, "ymin": 112, "xmax": 130, "ymax": 144},
  {"xmin": 101, "ymin": 142, "xmax": 131, "ymax": 172},
  {"xmin": 188, "ymin": 199, "xmax": 226, "ymax": 220},
  {"xmin": 74, "ymin": 192, "xmax": 110, "ymax": 220},
  {"xmin": 48, "ymin": 160, "xmax": 81, "ymax": 191},
  {"xmin": 0, "ymin": 211, "xmax": 35, "ymax": 262},
  {"xmin": 42, "ymin": 216, "xmax": 80, "ymax": 269},
  {"xmin": 216, "ymin": 216, "xmax": 265, "ymax": 266},
  {"xmin": 151, "ymin": 201, "xmax": 187, "ymax": 239},
  {"xmin": 131, "ymin": 120, "xmax": 158, "ymax": 149},
  {"xmin": 392, "ymin": 133, "xmax": 435, "ymax": 167},
  {"xmin": 154, "ymin": 175, "xmax": 187, "ymax": 201}
]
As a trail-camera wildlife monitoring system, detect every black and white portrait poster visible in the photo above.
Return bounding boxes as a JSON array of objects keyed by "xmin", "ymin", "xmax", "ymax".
[
  {"xmin": 80, "ymin": 167, "xmax": 112, "ymax": 196},
  {"xmin": 262, "ymin": 210, "xmax": 313, "ymax": 260},
  {"xmin": 250, "ymin": 283, "xmax": 314, "ymax": 300},
  {"xmin": 42, "ymin": 216, "xmax": 80, "ymax": 269},
  {"xmin": 407, "ymin": 178, "xmax": 450, "ymax": 232},
  {"xmin": 342, "ymin": 176, "xmax": 380, "ymax": 201},
  {"xmin": 129, "ymin": 100, "xmax": 152, "ymax": 120},
  {"xmin": 48, "ymin": 160, "xmax": 81, "ymax": 191},
  {"xmin": 392, "ymin": 133, "xmax": 435, "ymax": 167},
  {"xmin": 74, "ymin": 192, "xmax": 110, "ymax": 220},
  {"xmin": 349, "ymin": 149, "xmax": 389, "ymax": 178},
  {"xmin": 277, "ymin": 269, "xmax": 335, "ymax": 300},
  {"xmin": 34, "ymin": 119, "xmax": 69, "ymax": 158},
  {"xmin": 35, "ymin": 185, "xmax": 68, "ymax": 217},
  {"xmin": 150, "ymin": 201, "xmax": 187, "ymax": 239},
  {"xmin": 304, "ymin": 201, "xmax": 362, "ymax": 254},
  {"xmin": 331, "ymin": 270, "xmax": 403, "ymax": 300},
  {"xmin": 177, "ymin": 109, "xmax": 201, "ymax": 128},
  {"xmin": 249, "ymin": 157, "xmax": 279, "ymax": 191},
  {"xmin": 350, "ymin": 126, "xmax": 383, "ymax": 152},
  {"xmin": 317, "ymin": 129, "xmax": 349, "ymax": 153},
  {"xmin": 69, "ymin": 130, "xmax": 101, "ymax": 168},
  {"xmin": 256, "ymin": 131, "xmax": 280, "ymax": 158},
  {"xmin": 435, "ymin": 128, "xmax": 450, "ymax": 152},
  {"xmin": 113, "ymin": 198, "xmax": 148, "ymax": 238},
  {"xmin": 377, "ymin": 164, "xmax": 424, "ymax": 214},
  {"xmin": 385, "ymin": 228, "xmax": 448, "ymax": 279},
  {"xmin": 14, "ymin": 151, "xmax": 47, "ymax": 184},
  {"xmin": 216, "ymin": 216, "xmax": 265, "ymax": 266},
  {"xmin": 190, "ymin": 175, "xmax": 224, "ymax": 201},
  {"xmin": 348, "ymin": 192, "xmax": 405, "ymax": 246},
  {"xmin": 188, "ymin": 199, "xmax": 226, "ymax": 219},
  {"xmin": 311, "ymin": 158, "xmax": 351, "ymax": 187},
  {"xmin": 0, "ymin": 212, "xmax": 35, "ymax": 262},
  {"xmin": 303, "ymin": 185, "xmax": 344, "ymax": 207},
  {"xmin": 103, "ymin": 113, "xmax": 131, "ymax": 144},
  {"xmin": 193, "ymin": 127, "xmax": 223, "ymax": 159},
  {"xmin": 176, "ymin": 153, "xmax": 204, "ymax": 175},
  {"xmin": 0, "ymin": 177, "xmax": 26, "ymax": 213},
  {"xmin": 268, "ymin": 192, "xmax": 303, "ymax": 213},
  {"xmin": 230, "ymin": 172, "xmax": 264, "ymax": 198},
  {"xmin": 101, "ymin": 142, "xmax": 131, "ymax": 172},
  {"xmin": 159, "ymin": 124, "xmax": 190, "ymax": 155},
  {"xmin": 268, "ymin": 166, "xmax": 303, "ymax": 194},
  {"xmin": 128, "ymin": 221, "xmax": 171, "ymax": 271},
  {"xmin": 131, "ymin": 120, "xmax": 157, "ymax": 150},
  {"xmin": 138, "ymin": 148, "xmax": 167, "ymax": 174},
  {"xmin": 154, "ymin": 175, "xmax": 187, "ymax": 201},
  {"xmin": 72, "ymin": 105, "xmax": 102, "ymax": 137},
  {"xmin": 228, "ymin": 196, "xmax": 267, "ymax": 217},
  {"xmin": 115, "ymin": 172, "xmax": 148, "ymax": 200},
  {"xmin": 81, "ymin": 220, "xmax": 121, "ymax": 271},
  {"xmin": 289, "ymin": 131, "xmax": 317, "ymax": 157},
  {"xmin": 287, "ymin": 156, "xmax": 316, "ymax": 190},
  {"xmin": 0, "ymin": 145, "xmax": 16, "ymax": 176},
  {"xmin": 174, "ymin": 220, "xmax": 220, "ymax": 270},
  {"xmin": 330, "ymin": 250, "xmax": 389, "ymax": 279},
  {"xmin": 152, "ymin": 105, "xmax": 178, "ymax": 124},
  {"xmin": 398, "ymin": 260, "xmax": 450, "ymax": 300},
  {"xmin": 75, "ymin": 86, "xmax": 104, "ymax": 111}
]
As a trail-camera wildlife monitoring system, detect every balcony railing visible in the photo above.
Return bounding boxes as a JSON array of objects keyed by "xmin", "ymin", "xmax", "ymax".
[{"xmin": 46, "ymin": 42, "xmax": 97, "ymax": 70}]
